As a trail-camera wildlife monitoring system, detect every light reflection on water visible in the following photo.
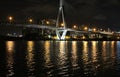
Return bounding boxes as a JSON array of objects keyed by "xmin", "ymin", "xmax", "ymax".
[
  {"xmin": 117, "ymin": 41, "xmax": 120, "ymax": 59},
  {"xmin": 6, "ymin": 41, "xmax": 15, "ymax": 77},
  {"xmin": 44, "ymin": 41, "xmax": 54, "ymax": 77},
  {"xmin": 102, "ymin": 41, "xmax": 116, "ymax": 68},
  {"xmin": 71, "ymin": 41, "xmax": 79, "ymax": 70},
  {"xmin": 91, "ymin": 41, "xmax": 98, "ymax": 62},
  {"xmin": 56, "ymin": 41, "xmax": 69, "ymax": 77},
  {"xmin": 44, "ymin": 41, "xmax": 51, "ymax": 67},
  {"xmin": 111, "ymin": 41, "xmax": 115, "ymax": 58},
  {"xmin": 82, "ymin": 41, "xmax": 99, "ymax": 76},
  {"xmin": 102, "ymin": 41, "xmax": 107, "ymax": 61},
  {"xmin": 4, "ymin": 41, "xmax": 120, "ymax": 77},
  {"xmin": 82, "ymin": 41, "xmax": 89, "ymax": 64},
  {"xmin": 26, "ymin": 41, "xmax": 35, "ymax": 77}
]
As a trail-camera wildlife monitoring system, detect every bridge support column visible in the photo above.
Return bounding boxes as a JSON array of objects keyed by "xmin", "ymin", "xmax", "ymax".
[{"xmin": 56, "ymin": 29, "xmax": 67, "ymax": 40}]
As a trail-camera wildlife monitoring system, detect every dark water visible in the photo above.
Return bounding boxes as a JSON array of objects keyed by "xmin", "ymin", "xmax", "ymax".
[{"xmin": 0, "ymin": 41, "xmax": 120, "ymax": 77}]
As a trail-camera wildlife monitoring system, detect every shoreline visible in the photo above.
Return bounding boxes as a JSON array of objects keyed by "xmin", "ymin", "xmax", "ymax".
[{"xmin": 0, "ymin": 35, "xmax": 120, "ymax": 41}]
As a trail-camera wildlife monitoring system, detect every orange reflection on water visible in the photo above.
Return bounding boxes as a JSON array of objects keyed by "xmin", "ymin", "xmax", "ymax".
[
  {"xmin": 71, "ymin": 41, "xmax": 78, "ymax": 68},
  {"xmin": 27, "ymin": 41, "xmax": 34, "ymax": 52},
  {"xmin": 58, "ymin": 41, "xmax": 67, "ymax": 65},
  {"xmin": 57, "ymin": 41, "xmax": 69, "ymax": 76},
  {"xmin": 102, "ymin": 41, "xmax": 107, "ymax": 61},
  {"xmin": 91, "ymin": 41, "xmax": 98, "ymax": 62},
  {"xmin": 26, "ymin": 41, "xmax": 35, "ymax": 77},
  {"xmin": 111, "ymin": 41, "xmax": 115, "ymax": 58},
  {"xmin": 6, "ymin": 41, "xmax": 15, "ymax": 77},
  {"xmin": 44, "ymin": 41, "xmax": 54, "ymax": 76},
  {"xmin": 6, "ymin": 41, "xmax": 15, "ymax": 52},
  {"xmin": 82, "ymin": 41, "xmax": 89, "ymax": 63},
  {"xmin": 44, "ymin": 41, "xmax": 51, "ymax": 67}
]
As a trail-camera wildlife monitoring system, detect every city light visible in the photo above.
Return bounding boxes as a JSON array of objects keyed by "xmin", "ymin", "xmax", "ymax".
[
  {"xmin": 46, "ymin": 21, "xmax": 50, "ymax": 25},
  {"xmin": 60, "ymin": 23, "xmax": 64, "ymax": 27},
  {"xmin": 93, "ymin": 28, "xmax": 97, "ymax": 32},
  {"xmin": 8, "ymin": 16, "xmax": 13, "ymax": 22},
  {"xmin": 73, "ymin": 25, "xmax": 77, "ymax": 29},
  {"xmin": 84, "ymin": 27, "xmax": 88, "ymax": 31},
  {"xmin": 29, "ymin": 19, "xmax": 33, "ymax": 23}
]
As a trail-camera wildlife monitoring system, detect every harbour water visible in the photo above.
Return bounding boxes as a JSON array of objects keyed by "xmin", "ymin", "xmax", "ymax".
[{"xmin": 0, "ymin": 40, "xmax": 120, "ymax": 77}]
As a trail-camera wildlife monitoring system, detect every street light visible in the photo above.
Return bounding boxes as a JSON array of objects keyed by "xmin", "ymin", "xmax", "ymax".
[
  {"xmin": 60, "ymin": 23, "xmax": 64, "ymax": 27},
  {"xmin": 46, "ymin": 21, "xmax": 50, "ymax": 25},
  {"xmin": 73, "ymin": 25, "xmax": 77, "ymax": 29},
  {"xmin": 93, "ymin": 28, "xmax": 97, "ymax": 32},
  {"xmin": 8, "ymin": 16, "xmax": 13, "ymax": 22},
  {"xmin": 29, "ymin": 18, "xmax": 33, "ymax": 23},
  {"xmin": 84, "ymin": 27, "xmax": 88, "ymax": 31}
]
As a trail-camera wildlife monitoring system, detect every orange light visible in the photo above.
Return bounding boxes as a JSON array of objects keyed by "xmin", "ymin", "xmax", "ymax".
[
  {"xmin": 93, "ymin": 28, "xmax": 96, "ymax": 32},
  {"xmin": 46, "ymin": 21, "xmax": 50, "ymax": 24},
  {"xmin": 73, "ymin": 25, "xmax": 77, "ymax": 29},
  {"xmin": 29, "ymin": 19, "xmax": 33, "ymax": 23},
  {"xmin": 61, "ymin": 23, "xmax": 64, "ymax": 27},
  {"xmin": 8, "ymin": 16, "xmax": 13, "ymax": 21},
  {"xmin": 84, "ymin": 27, "xmax": 88, "ymax": 31}
]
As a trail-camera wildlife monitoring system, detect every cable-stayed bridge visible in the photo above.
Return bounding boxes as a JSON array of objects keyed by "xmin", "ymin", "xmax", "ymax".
[{"xmin": 23, "ymin": 0, "xmax": 114, "ymax": 40}]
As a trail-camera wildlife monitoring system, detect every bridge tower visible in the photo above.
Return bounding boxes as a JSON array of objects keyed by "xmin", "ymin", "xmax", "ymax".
[
  {"xmin": 56, "ymin": 0, "xmax": 67, "ymax": 40},
  {"xmin": 56, "ymin": 0, "xmax": 66, "ymax": 28}
]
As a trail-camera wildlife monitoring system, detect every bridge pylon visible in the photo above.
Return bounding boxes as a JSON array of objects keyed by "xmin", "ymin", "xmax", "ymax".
[{"xmin": 56, "ymin": 0, "xmax": 67, "ymax": 40}]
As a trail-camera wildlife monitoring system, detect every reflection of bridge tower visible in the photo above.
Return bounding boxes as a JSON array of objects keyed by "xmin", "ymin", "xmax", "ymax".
[{"xmin": 56, "ymin": 0, "xmax": 67, "ymax": 40}]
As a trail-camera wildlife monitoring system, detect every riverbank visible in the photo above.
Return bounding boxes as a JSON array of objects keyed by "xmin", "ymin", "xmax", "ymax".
[{"xmin": 0, "ymin": 35, "xmax": 120, "ymax": 41}]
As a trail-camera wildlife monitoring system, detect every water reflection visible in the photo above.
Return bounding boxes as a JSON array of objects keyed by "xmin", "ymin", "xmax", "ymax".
[
  {"xmin": 44, "ymin": 41, "xmax": 51, "ymax": 67},
  {"xmin": 3, "ymin": 41, "xmax": 120, "ymax": 77},
  {"xmin": 111, "ymin": 41, "xmax": 116, "ymax": 59},
  {"xmin": 71, "ymin": 41, "xmax": 79, "ymax": 70},
  {"xmin": 26, "ymin": 41, "xmax": 35, "ymax": 77},
  {"xmin": 82, "ymin": 41, "xmax": 99, "ymax": 76},
  {"xmin": 117, "ymin": 41, "xmax": 120, "ymax": 59},
  {"xmin": 116, "ymin": 41, "xmax": 120, "ymax": 71},
  {"xmin": 102, "ymin": 41, "xmax": 107, "ymax": 61},
  {"xmin": 82, "ymin": 41, "xmax": 89, "ymax": 64},
  {"xmin": 91, "ymin": 41, "xmax": 98, "ymax": 62},
  {"xmin": 6, "ymin": 41, "xmax": 15, "ymax": 77},
  {"xmin": 110, "ymin": 41, "xmax": 116, "ymax": 68},
  {"xmin": 57, "ymin": 41, "xmax": 69, "ymax": 77},
  {"xmin": 102, "ymin": 41, "xmax": 116, "ymax": 66},
  {"xmin": 91, "ymin": 41, "xmax": 99, "ymax": 76},
  {"xmin": 44, "ymin": 41, "xmax": 53, "ymax": 77}
]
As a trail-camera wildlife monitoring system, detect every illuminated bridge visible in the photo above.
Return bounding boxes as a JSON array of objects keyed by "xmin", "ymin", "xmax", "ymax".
[
  {"xmin": 0, "ymin": 0, "xmax": 115, "ymax": 40},
  {"xmin": 23, "ymin": 0, "xmax": 78, "ymax": 40},
  {"xmin": 23, "ymin": 0, "xmax": 114, "ymax": 40}
]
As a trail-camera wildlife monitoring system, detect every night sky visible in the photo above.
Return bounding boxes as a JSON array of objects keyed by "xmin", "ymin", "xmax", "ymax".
[{"xmin": 0, "ymin": 0, "xmax": 120, "ymax": 30}]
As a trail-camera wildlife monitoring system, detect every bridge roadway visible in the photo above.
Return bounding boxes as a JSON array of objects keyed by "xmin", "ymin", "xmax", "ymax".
[
  {"xmin": 25, "ymin": 24, "xmax": 113, "ymax": 35},
  {"xmin": 25, "ymin": 24, "xmax": 91, "ymax": 39},
  {"xmin": 25, "ymin": 24, "xmax": 88, "ymax": 33},
  {"xmin": 24, "ymin": 24, "xmax": 114, "ymax": 40}
]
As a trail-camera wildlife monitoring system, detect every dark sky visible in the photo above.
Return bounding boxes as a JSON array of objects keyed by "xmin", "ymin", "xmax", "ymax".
[{"xmin": 0, "ymin": 0, "xmax": 120, "ymax": 30}]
